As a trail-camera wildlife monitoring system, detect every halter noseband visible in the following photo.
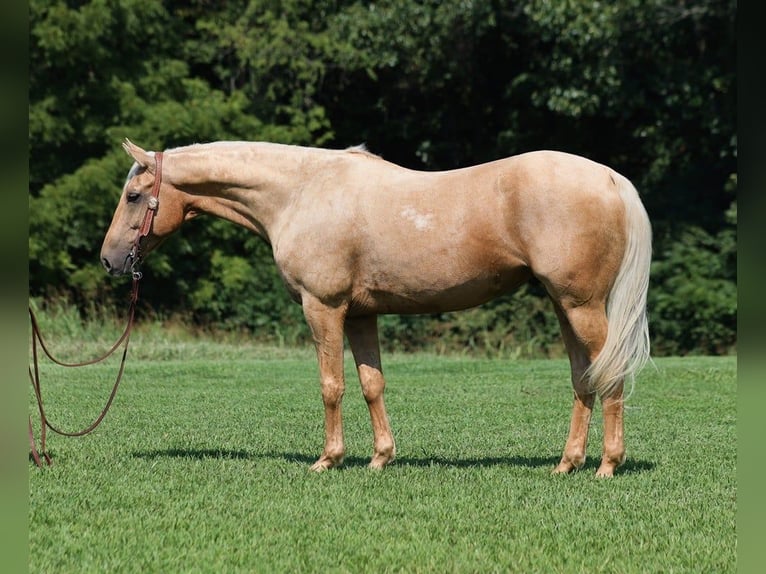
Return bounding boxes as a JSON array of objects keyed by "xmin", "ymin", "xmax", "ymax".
[{"xmin": 129, "ymin": 151, "xmax": 163, "ymax": 279}]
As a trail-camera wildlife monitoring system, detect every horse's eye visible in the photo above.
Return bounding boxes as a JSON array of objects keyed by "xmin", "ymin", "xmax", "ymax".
[{"xmin": 126, "ymin": 192, "xmax": 140, "ymax": 203}]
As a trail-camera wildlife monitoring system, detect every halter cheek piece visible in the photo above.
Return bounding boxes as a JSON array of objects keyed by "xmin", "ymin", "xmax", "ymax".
[{"xmin": 128, "ymin": 151, "xmax": 164, "ymax": 279}]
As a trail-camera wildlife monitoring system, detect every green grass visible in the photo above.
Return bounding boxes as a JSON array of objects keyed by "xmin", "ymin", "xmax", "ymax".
[{"xmin": 29, "ymin": 337, "xmax": 736, "ymax": 573}]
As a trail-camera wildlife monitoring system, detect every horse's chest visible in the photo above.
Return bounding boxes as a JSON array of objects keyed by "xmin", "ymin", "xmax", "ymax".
[{"xmin": 272, "ymin": 236, "xmax": 355, "ymax": 303}]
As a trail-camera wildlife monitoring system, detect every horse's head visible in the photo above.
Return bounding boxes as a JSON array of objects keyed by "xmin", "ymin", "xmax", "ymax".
[{"xmin": 100, "ymin": 139, "xmax": 186, "ymax": 276}]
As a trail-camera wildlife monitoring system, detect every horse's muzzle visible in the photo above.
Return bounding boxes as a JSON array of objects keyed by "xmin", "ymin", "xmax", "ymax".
[
  {"xmin": 101, "ymin": 255, "xmax": 124, "ymax": 276},
  {"xmin": 101, "ymin": 251, "xmax": 134, "ymax": 276}
]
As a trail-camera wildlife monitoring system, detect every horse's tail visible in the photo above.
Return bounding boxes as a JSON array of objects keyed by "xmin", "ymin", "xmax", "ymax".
[{"xmin": 586, "ymin": 173, "xmax": 652, "ymax": 398}]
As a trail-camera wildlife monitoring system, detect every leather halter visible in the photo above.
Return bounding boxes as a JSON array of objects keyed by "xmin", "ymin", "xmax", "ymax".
[{"xmin": 129, "ymin": 151, "xmax": 164, "ymax": 279}]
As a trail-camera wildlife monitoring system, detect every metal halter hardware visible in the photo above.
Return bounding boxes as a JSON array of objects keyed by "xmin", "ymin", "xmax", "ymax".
[{"xmin": 129, "ymin": 152, "xmax": 164, "ymax": 280}]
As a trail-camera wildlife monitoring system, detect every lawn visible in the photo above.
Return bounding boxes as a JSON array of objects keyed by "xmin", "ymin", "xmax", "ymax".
[{"xmin": 29, "ymin": 338, "xmax": 736, "ymax": 573}]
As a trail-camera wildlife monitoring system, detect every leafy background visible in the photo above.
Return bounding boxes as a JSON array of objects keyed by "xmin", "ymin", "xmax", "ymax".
[{"xmin": 29, "ymin": 0, "xmax": 736, "ymax": 356}]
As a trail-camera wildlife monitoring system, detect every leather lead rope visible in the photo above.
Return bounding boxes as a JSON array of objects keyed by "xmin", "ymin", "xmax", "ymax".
[
  {"xmin": 28, "ymin": 279, "xmax": 139, "ymax": 466},
  {"xmin": 29, "ymin": 152, "xmax": 163, "ymax": 467}
]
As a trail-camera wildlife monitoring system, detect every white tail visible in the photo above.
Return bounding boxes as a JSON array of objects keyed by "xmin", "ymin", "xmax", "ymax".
[{"xmin": 586, "ymin": 174, "xmax": 652, "ymax": 398}]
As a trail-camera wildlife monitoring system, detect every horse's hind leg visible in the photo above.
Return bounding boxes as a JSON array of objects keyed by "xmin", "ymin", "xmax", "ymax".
[
  {"xmin": 345, "ymin": 315, "xmax": 396, "ymax": 469},
  {"xmin": 597, "ymin": 381, "xmax": 625, "ymax": 477},
  {"xmin": 552, "ymin": 303, "xmax": 599, "ymax": 474},
  {"xmin": 552, "ymin": 301, "xmax": 625, "ymax": 476}
]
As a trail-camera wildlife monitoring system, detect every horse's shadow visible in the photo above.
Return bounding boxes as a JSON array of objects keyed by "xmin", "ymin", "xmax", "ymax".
[{"xmin": 132, "ymin": 448, "xmax": 655, "ymax": 474}]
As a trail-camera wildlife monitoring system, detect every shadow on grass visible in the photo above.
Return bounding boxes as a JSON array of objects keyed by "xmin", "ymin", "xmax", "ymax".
[
  {"xmin": 132, "ymin": 448, "xmax": 655, "ymax": 474},
  {"xmin": 133, "ymin": 448, "xmax": 253, "ymax": 461}
]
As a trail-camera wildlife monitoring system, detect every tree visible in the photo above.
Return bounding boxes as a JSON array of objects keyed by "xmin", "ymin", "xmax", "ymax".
[{"xmin": 29, "ymin": 0, "xmax": 736, "ymax": 355}]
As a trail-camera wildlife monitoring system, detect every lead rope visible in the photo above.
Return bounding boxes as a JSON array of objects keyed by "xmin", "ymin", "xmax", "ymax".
[
  {"xmin": 29, "ymin": 151, "xmax": 163, "ymax": 467},
  {"xmin": 28, "ymin": 278, "xmax": 140, "ymax": 467}
]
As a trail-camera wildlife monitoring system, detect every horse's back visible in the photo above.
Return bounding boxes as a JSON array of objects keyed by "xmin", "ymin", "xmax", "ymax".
[
  {"xmin": 332, "ymin": 150, "xmax": 631, "ymax": 314},
  {"xmin": 349, "ymin": 149, "xmax": 629, "ymax": 264}
]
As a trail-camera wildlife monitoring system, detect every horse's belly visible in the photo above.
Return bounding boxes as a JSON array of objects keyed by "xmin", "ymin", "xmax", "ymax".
[{"xmin": 350, "ymin": 265, "xmax": 532, "ymax": 315}]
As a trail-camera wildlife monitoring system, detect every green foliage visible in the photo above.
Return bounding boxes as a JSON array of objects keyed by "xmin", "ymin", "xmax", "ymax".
[
  {"xmin": 648, "ymin": 173, "xmax": 736, "ymax": 355},
  {"xmin": 379, "ymin": 284, "xmax": 563, "ymax": 358},
  {"xmin": 649, "ymin": 223, "xmax": 736, "ymax": 355},
  {"xmin": 326, "ymin": 0, "xmax": 517, "ymax": 167},
  {"xmin": 188, "ymin": 238, "xmax": 308, "ymax": 344},
  {"xmin": 29, "ymin": 0, "xmax": 736, "ymax": 356}
]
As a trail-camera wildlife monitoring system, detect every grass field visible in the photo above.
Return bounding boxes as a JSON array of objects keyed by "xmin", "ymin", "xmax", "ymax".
[{"xmin": 29, "ymin": 333, "xmax": 736, "ymax": 573}]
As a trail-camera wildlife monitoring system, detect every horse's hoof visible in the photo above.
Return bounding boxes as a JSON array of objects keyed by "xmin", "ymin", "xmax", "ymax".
[
  {"xmin": 310, "ymin": 455, "xmax": 343, "ymax": 472},
  {"xmin": 595, "ymin": 452, "xmax": 625, "ymax": 477},
  {"xmin": 552, "ymin": 457, "xmax": 584, "ymax": 475},
  {"xmin": 368, "ymin": 456, "xmax": 393, "ymax": 470},
  {"xmin": 595, "ymin": 460, "xmax": 623, "ymax": 477},
  {"xmin": 368, "ymin": 448, "xmax": 395, "ymax": 470}
]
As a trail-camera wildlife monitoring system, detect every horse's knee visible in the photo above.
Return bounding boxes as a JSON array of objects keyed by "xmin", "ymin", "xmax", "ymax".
[
  {"xmin": 320, "ymin": 376, "xmax": 345, "ymax": 406},
  {"xmin": 358, "ymin": 365, "xmax": 385, "ymax": 403},
  {"xmin": 362, "ymin": 382, "xmax": 385, "ymax": 405}
]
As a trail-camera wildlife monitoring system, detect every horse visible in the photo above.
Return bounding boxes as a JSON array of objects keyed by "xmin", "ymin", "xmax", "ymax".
[{"xmin": 101, "ymin": 138, "xmax": 651, "ymax": 477}]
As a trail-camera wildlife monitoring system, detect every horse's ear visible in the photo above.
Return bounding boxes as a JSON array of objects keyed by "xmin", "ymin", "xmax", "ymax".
[{"xmin": 122, "ymin": 138, "xmax": 155, "ymax": 170}]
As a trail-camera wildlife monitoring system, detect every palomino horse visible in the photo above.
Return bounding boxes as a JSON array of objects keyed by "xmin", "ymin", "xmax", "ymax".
[{"xmin": 101, "ymin": 139, "xmax": 651, "ymax": 477}]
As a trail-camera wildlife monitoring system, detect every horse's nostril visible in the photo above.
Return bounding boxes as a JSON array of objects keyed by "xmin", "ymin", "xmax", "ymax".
[{"xmin": 102, "ymin": 257, "xmax": 112, "ymax": 271}]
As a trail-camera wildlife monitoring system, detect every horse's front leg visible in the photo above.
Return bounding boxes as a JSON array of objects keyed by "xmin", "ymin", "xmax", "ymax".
[
  {"xmin": 302, "ymin": 295, "xmax": 349, "ymax": 471},
  {"xmin": 345, "ymin": 315, "xmax": 396, "ymax": 469}
]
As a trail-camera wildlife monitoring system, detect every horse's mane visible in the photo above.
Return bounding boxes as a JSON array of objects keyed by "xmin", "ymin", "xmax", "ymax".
[
  {"xmin": 164, "ymin": 140, "xmax": 381, "ymax": 159},
  {"xmin": 344, "ymin": 143, "xmax": 382, "ymax": 160}
]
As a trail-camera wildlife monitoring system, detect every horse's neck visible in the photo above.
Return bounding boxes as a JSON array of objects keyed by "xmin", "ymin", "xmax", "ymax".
[
  {"xmin": 167, "ymin": 142, "xmax": 311, "ymax": 183},
  {"xmin": 166, "ymin": 143, "xmax": 319, "ymax": 241}
]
